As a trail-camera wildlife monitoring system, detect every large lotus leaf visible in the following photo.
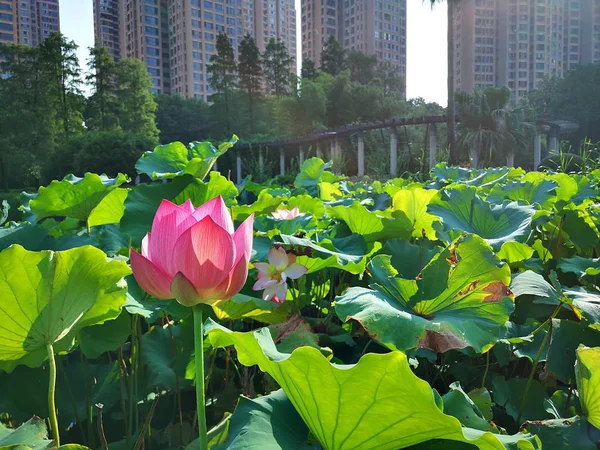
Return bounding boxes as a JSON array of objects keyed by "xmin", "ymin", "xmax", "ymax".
[
  {"xmin": 294, "ymin": 158, "xmax": 333, "ymax": 190},
  {"xmin": 0, "ymin": 245, "xmax": 130, "ymax": 367},
  {"xmin": 212, "ymin": 294, "xmax": 291, "ymax": 325},
  {"xmin": 442, "ymin": 382, "xmax": 497, "ymax": 432},
  {"xmin": 576, "ymin": 346, "xmax": 600, "ymax": 429},
  {"xmin": 0, "ymin": 417, "xmax": 52, "ymax": 450},
  {"xmin": 430, "ymin": 163, "xmax": 474, "ymax": 183},
  {"xmin": 427, "ymin": 184, "xmax": 535, "ymax": 249},
  {"xmin": 204, "ymin": 320, "xmax": 540, "ymax": 450},
  {"xmin": 542, "ymin": 204, "xmax": 600, "ymax": 251},
  {"xmin": 0, "ymin": 223, "xmax": 51, "ymax": 252},
  {"xmin": 381, "ymin": 239, "xmax": 441, "ymax": 279},
  {"xmin": 135, "ymin": 136, "xmax": 237, "ymax": 180},
  {"xmin": 121, "ymin": 173, "xmax": 237, "ymax": 244},
  {"xmin": 328, "ymin": 201, "xmax": 412, "ymax": 243},
  {"xmin": 558, "ymin": 256, "xmax": 600, "ymax": 281},
  {"xmin": 487, "ymin": 179, "xmax": 558, "ymax": 210},
  {"xmin": 492, "ymin": 377, "xmax": 551, "ymax": 423},
  {"xmin": 28, "ymin": 173, "xmax": 128, "ymax": 228},
  {"xmin": 547, "ymin": 319, "xmax": 600, "ymax": 383},
  {"xmin": 87, "ymin": 187, "xmax": 128, "ymax": 228},
  {"xmin": 522, "ymin": 416, "xmax": 595, "ymax": 450},
  {"xmin": 336, "ymin": 234, "xmax": 514, "ymax": 353},
  {"xmin": 544, "ymin": 390, "xmax": 580, "ymax": 420},
  {"xmin": 213, "ymin": 390, "xmax": 316, "ymax": 450},
  {"xmin": 392, "ymin": 187, "xmax": 439, "ymax": 239},
  {"xmin": 78, "ymin": 311, "xmax": 131, "ymax": 359}
]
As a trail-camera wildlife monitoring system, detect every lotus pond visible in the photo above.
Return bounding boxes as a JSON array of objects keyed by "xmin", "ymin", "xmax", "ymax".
[{"xmin": 1, "ymin": 139, "xmax": 600, "ymax": 449}]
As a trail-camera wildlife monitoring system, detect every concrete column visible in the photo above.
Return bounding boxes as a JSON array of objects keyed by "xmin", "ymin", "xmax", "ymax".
[
  {"xmin": 506, "ymin": 153, "xmax": 515, "ymax": 168},
  {"xmin": 390, "ymin": 128, "xmax": 398, "ymax": 177},
  {"xmin": 357, "ymin": 132, "xmax": 365, "ymax": 177},
  {"xmin": 299, "ymin": 145, "xmax": 305, "ymax": 166},
  {"xmin": 236, "ymin": 152, "xmax": 242, "ymax": 184},
  {"xmin": 316, "ymin": 142, "xmax": 323, "ymax": 159},
  {"xmin": 213, "ymin": 160, "xmax": 218, "ymax": 172},
  {"xmin": 533, "ymin": 132, "xmax": 542, "ymax": 170},
  {"xmin": 428, "ymin": 124, "xmax": 438, "ymax": 169},
  {"xmin": 548, "ymin": 128, "xmax": 559, "ymax": 154},
  {"xmin": 470, "ymin": 149, "xmax": 479, "ymax": 169},
  {"xmin": 279, "ymin": 148, "xmax": 285, "ymax": 176},
  {"xmin": 258, "ymin": 149, "xmax": 265, "ymax": 173}
]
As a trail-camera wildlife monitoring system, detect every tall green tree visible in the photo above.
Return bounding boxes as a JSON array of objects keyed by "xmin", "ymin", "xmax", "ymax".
[
  {"xmin": 320, "ymin": 35, "xmax": 346, "ymax": 76},
  {"xmin": 156, "ymin": 94, "xmax": 210, "ymax": 144},
  {"xmin": 262, "ymin": 37, "xmax": 293, "ymax": 96},
  {"xmin": 84, "ymin": 45, "xmax": 119, "ymax": 131},
  {"xmin": 347, "ymin": 50, "xmax": 377, "ymax": 85},
  {"xmin": 238, "ymin": 34, "xmax": 263, "ymax": 133},
  {"xmin": 38, "ymin": 33, "xmax": 84, "ymax": 138},
  {"xmin": 301, "ymin": 58, "xmax": 318, "ymax": 80},
  {"xmin": 325, "ymin": 70, "xmax": 356, "ymax": 127},
  {"xmin": 207, "ymin": 33, "xmax": 237, "ymax": 134},
  {"xmin": 428, "ymin": 0, "xmax": 457, "ymax": 164},
  {"xmin": 115, "ymin": 58, "xmax": 159, "ymax": 139},
  {"xmin": 376, "ymin": 62, "xmax": 405, "ymax": 98}
]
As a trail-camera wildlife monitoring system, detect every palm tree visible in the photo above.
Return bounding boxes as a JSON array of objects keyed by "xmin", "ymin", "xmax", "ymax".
[
  {"xmin": 427, "ymin": 0, "xmax": 457, "ymax": 164},
  {"xmin": 456, "ymin": 87, "xmax": 535, "ymax": 167}
]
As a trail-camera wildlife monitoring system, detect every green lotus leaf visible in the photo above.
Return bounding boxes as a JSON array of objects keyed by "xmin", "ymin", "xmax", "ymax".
[
  {"xmin": 487, "ymin": 179, "xmax": 558, "ymax": 210},
  {"xmin": 496, "ymin": 242, "xmax": 535, "ymax": 264},
  {"xmin": 0, "ymin": 223, "xmax": 51, "ymax": 252},
  {"xmin": 0, "ymin": 417, "xmax": 52, "ymax": 450},
  {"xmin": 212, "ymin": 294, "xmax": 291, "ymax": 325},
  {"xmin": 78, "ymin": 311, "xmax": 131, "ymax": 359},
  {"xmin": 335, "ymin": 234, "xmax": 514, "ymax": 353},
  {"xmin": 0, "ymin": 245, "xmax": 130, "ymax": 368},
  {"xmin": 558, "ymin": 256, "xmax": 600, "ymax": 280},
  {"xmin": 27, "ymin": 173, "xmax": 128, "ymax": 229},
  {"xmin": 381, "ymin": 239, "xmax": 441, "ymax": 279},
  {"xmin": 521, "ymin": 416, "xmax": 595, "ymax": 450},
  {"xmin": 135, "ymin": 136, "xmax": 237, "ymax": 180},
  {"xmin": 392, "ymin": 186, "xmax": 439, "ymax": 239},
  {"xmin": 544, "ymin": 390, "xmax": 580, "ymax": 420},
  {"xmin": 328, "ymin": 201, "xmax": 412, "ymax": 243},
  {"xmin": 576, "ymin": 346, "xmax": 600, "ymax": 429},
  {"xmin": 213, "ymin": 390, "xmax": 316, "ymax": 449},
  {"xmin": 442, "ymin": 382, "xmax": 497, "ymax": 432},
  {"xmin": 543, "ymin": 204, "xmax": 600, "ymax": 251},
  {"xmin": 492, "ymin": 376, "xmax": 551, "ymax": 423},
  {"xmin": 294, "ymin": 157, "xmax": 333, "ymax": 191},
  {"xmin": 428, "ymin": 184, "xmax": 535, "ymax": 249},
  {"xmin": 204, "ymin": 320, "xmax": 540, "ymax": 450}
]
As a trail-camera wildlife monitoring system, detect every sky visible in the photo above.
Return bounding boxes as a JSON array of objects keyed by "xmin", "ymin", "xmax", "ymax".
[{"xmin": 59, "ymin": 0, "xmax": 448, "ymax": 105}]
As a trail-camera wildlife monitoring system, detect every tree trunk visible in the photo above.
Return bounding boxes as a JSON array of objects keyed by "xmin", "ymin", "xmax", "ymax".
[{"xmin": 447, "ymin": 1, "xmax": 457, "ymax": 165}]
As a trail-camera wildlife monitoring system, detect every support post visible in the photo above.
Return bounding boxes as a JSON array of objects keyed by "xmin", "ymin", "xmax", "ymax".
[
  {"xmin": 258, "ymin": 149, "xmax": 264, "ymax": 173},
  {"xmin": 316, "ymin": 142, "xmax": 323, "ymax": 159},
  {"xmin": 213, "ymin": 159, "xmax": 218, "ymax": 172},
  {"xmin": 506, "ymin": 153, "xmax": 515, "ymax": 168},
  {"xmin": 357, "ymin": 132, "xmax": 365, "ymax": 177},
  {"xmin": 533, "ymin": 131, "xmax": 542, "ymax": 170},
  {"xmin": 236, "ymin": 152, "xmax": 242, "ymax": 184},
  {"xmin": 428, "ymin": 124, "xmax": 438, "ymax": 169},
  {"xmin": 279, "ymin": 148, "xmax": 285, "ymax": 176},
  {"xmin": 470, "ymin": 149, "xmax": 479, "ymax": 169},
  {"xmin": 548, "ymin": 127, "xmax": 559, "ymax": 154},
  {"xmin": 299, "ymin": 145, "xmax": 305, "ymax": 166},
  {"xmin": 390, "ymin": 128, "xmax": 398, "ymax": 177}
]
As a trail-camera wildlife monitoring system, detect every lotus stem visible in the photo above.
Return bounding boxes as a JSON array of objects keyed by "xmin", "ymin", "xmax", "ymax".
[
  {"xmin": 193, "ymin": 305, "xmax": 208, "ymax": 449},
  {"xmin": 46, "ymin": 343, "xmax": 60, "ymax": 446}
]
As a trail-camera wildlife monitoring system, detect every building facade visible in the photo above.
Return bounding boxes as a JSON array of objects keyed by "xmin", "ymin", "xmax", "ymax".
[
  {"xmin": 94, "ymin": 0, "xmax": 297, "ymax": 100},
  {"xmin": 93, "ymin": 0, "xmax": 121, "ymax": 61},
  {"xmin": 454, "ymin": 0, "xmax": 600, "ymax": 103},
  {"xmin": 301, "ymin": 0, "xmax": 407, "ymax": 92},
  {"xmin": 0, "ymin": 0, "xmax": 59, "ymax": 46}
]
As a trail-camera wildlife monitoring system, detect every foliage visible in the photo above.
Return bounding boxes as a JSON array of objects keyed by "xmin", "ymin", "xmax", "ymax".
[
  {"xmin": 320, "ymin": 35, "xmax": 347, "ymax": 76},
  {"xmin": 262, "ymin": 37, "xmax": 293, "ymax": 96},
  {"xmin": 155, "ymin": 94, "xmax": 210, "ymax": 145},
  {"xmin": 84, "ymin": 45, "xmax": 119, "ymax": 131},
  {"xmin": 2, "ymin": 144, "xmax": 600, "ymax": 448},
  {"xmin": 238, "ymin": 34, "xmax": 263, "ymax": 133}
]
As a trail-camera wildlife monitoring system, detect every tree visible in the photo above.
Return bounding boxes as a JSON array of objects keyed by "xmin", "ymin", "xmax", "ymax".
[
  {"xmin": 347, "ymin": 50, "xmax": 377, "ymax": 85},
  {"xmin": 156, "ymin": 94, "xmax": 210, "ymax": 144},
  {"xmin": 376, "ymin": 62, "xmax": 405, "ymax": 98},
  {"xmin": 207, "ymin": 33, "xmax": 237, "ymax": 134},
  {"xmin": 84, "ymin": 45, "xmax": 120, "ymax": 131},
  {"xmin": 428, "ymin": 0, "xmax": 457, "ymax": 164},
  {"xmin": 456, "ymin": 87, "xmax": 534, "ymax": 167},
  {"xmin": 301, "ymin": 58, "xmax": 318, "ymax": 79},
  {"xmin": 320, "ymin": 35, "xmax": 346, "ymax": 76},
  {"xmin": 325, "ymin": 70, "xmax": 356, "ymax": 128},
  {"xmin": 238, "ymin": 34, "xmax": 263, "ymax": 133},
  {"xmin": 115, "ymin": 58, "xmax": 159, "ymax": 139},
  {"xmin": 38, "ymin": 33, "xmax": 84, "ymax": 138},
  {"xmin": 527, "ymin": 65, "xmax": 600, "ymax": 146},
  {"xmin": 262, "ymin": 38, "xmax": 293, "ymax": 96}
]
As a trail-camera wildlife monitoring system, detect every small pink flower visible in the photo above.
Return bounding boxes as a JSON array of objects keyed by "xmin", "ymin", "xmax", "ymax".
[
  {"xmin": 252, "ymin": 247, "xmax": 307, "ymax": 303},
  {"xmin": 271, "ymin": 207, "xmax": 304, "ymax": 220}
]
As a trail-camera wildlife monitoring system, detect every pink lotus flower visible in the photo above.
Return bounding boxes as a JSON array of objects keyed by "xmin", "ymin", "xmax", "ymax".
[
  {"xmin": 271, "ymin": 207, "xmax": 304, "ymax": 220},
  {"xmin": 130, "ymin": 197, "xmax": 253, "ymax": 307},
  {"xmin": 252, "ymin": 247, "xmax": 307, "ymax": 303}
]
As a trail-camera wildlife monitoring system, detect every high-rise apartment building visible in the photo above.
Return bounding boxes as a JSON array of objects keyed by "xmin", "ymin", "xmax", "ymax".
[
  {"xmin": 94, "ymin": 0, "xmax": 297, "ymax": 100},
  {"xmin": 301, "ymin": 0, "xmax": 407, "ymax": 93},
  {"xmin": 93, "ymin": 0, "xmax": 121, "ymax": 61},
  {"xmin": 454, "ymin": 0, "xmax": 600, "ymax": 103},
  {"xmin": 0, "ymin": 0, "xmax": 59, "ymax": 46}
]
